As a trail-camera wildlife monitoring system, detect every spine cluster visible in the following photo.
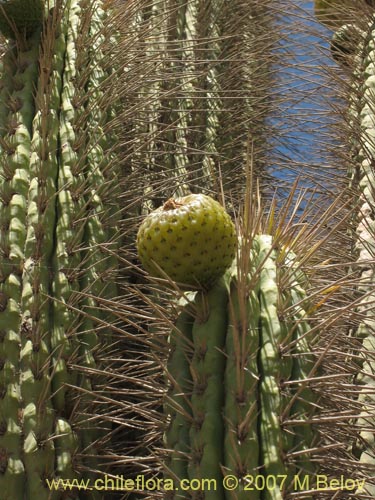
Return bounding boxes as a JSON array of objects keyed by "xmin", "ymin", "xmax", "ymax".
[
  {"xmin": 0, "ymin": 1, "xmax": 119, "ymax": 496},
  {"xmin": 348, "ymin": 15, "xmax": 375, "ymax": 496},
  {"xmin": 164, "ymin": 236, "xmax": 316, "ymax": 499}
]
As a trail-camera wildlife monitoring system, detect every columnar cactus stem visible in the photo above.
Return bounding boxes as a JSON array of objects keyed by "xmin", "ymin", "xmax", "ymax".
[
  {"xmin": 187, "ymin": 280, "xmax": 229, "ymax": 498},
  {"xmin": 0, "ymin": 57, "xmax": 14, "ymax": 136},
  {"xmin": 257, "ymin": 236, "xmax": 288, "ymax": 500},
  {"xmin": 140, "ymin": 0, "xmax": 173, "ymax": 206},
  {"xmin": 126, "ymin": 0, "xmax": 275, "ymax": 209},
  {"xmin": 172, "ymin": 0, "xmax": 199, "ymax": 197},
  {"xmin": 282, "ymin": 263, "xmax": 316, "ymax": 481},
  {"xmin": 199, "ymin": 0, "xmax": 223, "ymax": 192},
  {"xmin": 73, "ymin": 1, "xmax": 120, "ymax": 468},
  {"xmin": 0, "ymin": 32, "xmax": 40, "ymax": 498},
  {"xmin": 164, "ymin": 308, "xmax": 194, "ymax": 491},
  {"xmin": 346, "ymin": 14, "xmax": 375, "ymax": 496},
  {"xmin": 0, "ymin": 0, "xmax": 120, "ymax": 495},
  {"xmin": 224, "ymin": 252, "xmax": 260, "ymax": 500},
  {"xmin": 164, "ymin": 235, "xmax": 316, "ymax": 499}
]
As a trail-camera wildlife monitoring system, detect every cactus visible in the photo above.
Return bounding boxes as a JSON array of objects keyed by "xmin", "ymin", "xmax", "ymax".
[
  {"xmin": 163, "ymin": 233, "xmax": 317, "ymax": 499},
  {"xmin": 1, "ymin": 0, "xmax": 375, "ymax": 498},
  {"xmin": 330, "ymin": 23, "xmax": 364, "ymax": 65},
  {"xmin": 0, "ymin": 0, "xmax": 44, "ymax": 39},
  {"xmin": 112, "ymin": 1, "xmax": 375, "ymax": 498},
  {"xmin": 117, "ymin": 0, "xmax": 284, "ymax": 484},
  {"xmin": 127, "ymin": 2, "xmax": 375, "ymax": 498},
  {"xmin": 125, "ymin": 0, "xmax": 276, "ymax": 214},
  {"xmin": 340, "ymin": 11, "xmax": 375, "ymax": 496},
  {"xmin": 0, "ymin": 0, "xmax": 121, "ymax": 496},
  {"xmin": 315, "ymin": 0, "xmax": 375, "ymax": 30}
]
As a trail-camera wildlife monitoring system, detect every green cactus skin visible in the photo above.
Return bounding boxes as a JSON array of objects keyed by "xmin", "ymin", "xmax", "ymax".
[
  {"xmin": 49, "ymin": 4, "xmax": 90, "ymax": 492},
  {"xmin": 0, "ymin": 0, "xmax": 44, "ymax": 39},
  {"xmin": 349, "ymin": 16, "xmax": 375, "ymax": 496},
  {"xmin": 200, "ymin": 0, "xmax": 222, "ymax": 192},
  {"xmin": 164, "ymin": 307, "xmax": 194, "ymax": 497},
  {"xmin": 256, "ymin": 236, "xmax": 316, "ymax": 500},
  {"xmin": 0, "ymin": 31, "xmax": 41, "ymax": 497},
  {"xmin": 0, "ymin": 55, "xmax": 15, "ymax": 133},
  {"xmin": 170, "ymin": 0, "xmax": 199, "ymax": 197},
  {"xmin": 73, "ymin": 1, "xmax": 119, "ymax": 476},
  {"xmin": 223, "ymin": 248, "xmax": 260, "ymax": 500},
  {"xmin": 0, "ymin": 0, "xmax": 119, "ymax": 496},
  {"xmin": 281, "ymin": 260, "xmax": 316, "ymax": 496},
  {"xmin": 257, "ymin": 235, "xmax": 287, "ymax": 500},
  {"xmin": 128, "ymin": 0, "xmax": 275, "ymax": 211},
  {"xmin": 164, "ymin": 235, "xmax": 316, "ymax": 499},
  {"xmin": 187, "ymin": 278, "xmax": 229, "ymax": 499},
  {"xmin": 51, "ymin": 0, "xmax": 83, "ymax": 415}
]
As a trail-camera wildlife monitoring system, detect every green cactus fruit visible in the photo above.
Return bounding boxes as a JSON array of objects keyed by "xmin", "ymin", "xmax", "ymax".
[
  {"xmin": 137, "ymin": 194, "xmax": 237, "ymax": 288},
  {"xmin": 0, "ymin": 0, "xmax": 44, "ymax": 39}
]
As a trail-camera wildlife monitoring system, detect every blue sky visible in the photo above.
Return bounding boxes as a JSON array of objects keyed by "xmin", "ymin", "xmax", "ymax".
[{"xmin": 267, "ymin": 1, "xmax": 341, "ymax": 211}]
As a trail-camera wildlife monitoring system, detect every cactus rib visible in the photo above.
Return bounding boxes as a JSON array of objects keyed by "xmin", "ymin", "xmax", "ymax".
[
  {"xmin": 348, "ymin": 14, "xmax": 375, "ymax": 496},
  {"xmin": 0, "ymin": 32, "xmax": 40, "ymax": 497},
  {"xmin": 0, "ymin": 0, "xmax": 123, "ymax": 495},
  {"xmin": 224, "ymin": 251, "xmax": 260, "ymax": 500},
  {"xmin": 163, "ymin": 233, "xmax": 317, "ymax": 499},
  {"xmin": 164, "ymin": 307, "xmax": 194, "ymax": 498},
  {"xmin": 188, "ymin": 279, "xmax": 229, "ymax": 499},
  {"xmin": 257, "ymin": 235, "xmax": 286, "ymax": 500}
]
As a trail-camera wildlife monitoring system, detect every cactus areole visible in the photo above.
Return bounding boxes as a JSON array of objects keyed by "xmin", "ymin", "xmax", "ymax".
[
  {"xmin": 0, "ymin": 0, "xmax": 44, "ymax": 39},
  {"xmin": 164, "ymin": 234, "xmax": 317, "ymax": 498},
  {"xmin": 0, "ymin": 0, "xmax": 121, "ymax": 495},
  {"xmin": 137, "ymin": 194, "xmax": 237, "ymax": 288}
]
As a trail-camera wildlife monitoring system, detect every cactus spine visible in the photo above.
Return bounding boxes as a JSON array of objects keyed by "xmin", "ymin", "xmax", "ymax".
[
  {"xmin": 127, "ymin": 0, "xmax": 275, "ymax": 211},
  {"xmin": 0, "ymin": 0, "xmax": 44, "ymax": 40},
  {"xmin": 164, "ymin": 235, "xmax": 316, "ymax": 499},
  {"xmin": 0, "ymin": 31, "xmax": 41, "ymax": 498},
  {"xmin": 0, "ymin": 0, "xmax": 119, "ymax": 496},
  {"xmin": 344, "ymin": 13, "xmax": 375, "ymax": 496},
  {"xmin": 2, "ymin": 0, "xmax": 375, "ymax": 497},
  {"xmin": 133, "ymin": 2, "xmax": 375, "ymax": 497},
  {"xmin": 127, "ymin": 1, "xmax": 375, "ymax": 496}
]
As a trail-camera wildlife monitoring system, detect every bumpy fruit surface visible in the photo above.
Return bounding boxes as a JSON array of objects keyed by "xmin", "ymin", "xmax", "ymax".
[
  {"xmin": 137, "ymin": 194, "xmax": 237, "ymax": 287},
  {"xmin": 0, "ymin": 0, "xmax": 44, "ymax": 39}
]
